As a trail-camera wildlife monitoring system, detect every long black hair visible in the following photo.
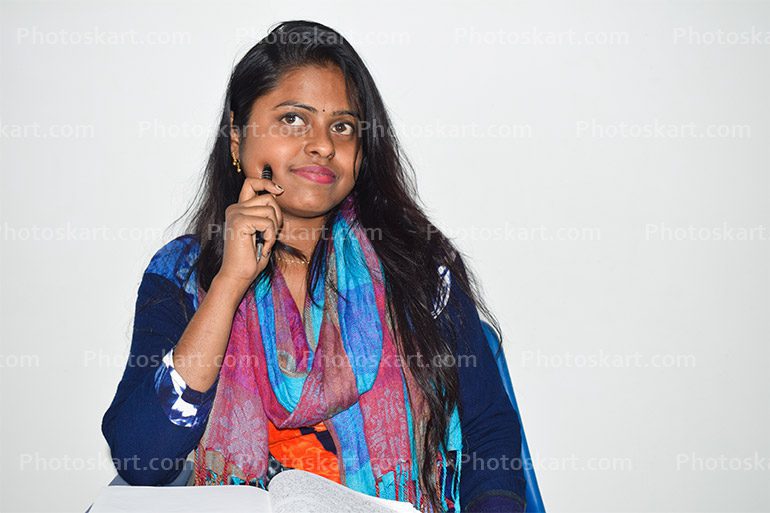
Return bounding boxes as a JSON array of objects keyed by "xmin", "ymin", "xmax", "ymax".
[{"xmin": 169, "ymin": 20, "xmax": 504, "ymax": 512}]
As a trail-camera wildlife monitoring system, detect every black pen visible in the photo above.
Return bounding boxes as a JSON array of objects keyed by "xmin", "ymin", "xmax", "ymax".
[{"xmin": 255, "ymin": 164, "xmax": 272, "ymax": 262}]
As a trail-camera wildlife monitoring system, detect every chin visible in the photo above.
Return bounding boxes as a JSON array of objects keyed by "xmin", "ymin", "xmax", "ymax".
[
  {"xmin": 286, "ymin": 193, "xmax": 344, "ymax": 216},
  {"xmin": 284, "ymin": 201, "xmax": 336, "ymax": 219}
]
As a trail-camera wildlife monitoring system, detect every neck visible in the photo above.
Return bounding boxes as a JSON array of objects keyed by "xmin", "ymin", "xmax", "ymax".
[{"xmin": 278, "ymin": 213, "xmax": 328, "ymax": 258}]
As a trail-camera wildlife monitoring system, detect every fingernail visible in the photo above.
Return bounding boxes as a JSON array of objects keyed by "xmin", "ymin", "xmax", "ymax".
[{"xmin": 275, "ymin": 183, "xmax": 284, "ymax": 190}]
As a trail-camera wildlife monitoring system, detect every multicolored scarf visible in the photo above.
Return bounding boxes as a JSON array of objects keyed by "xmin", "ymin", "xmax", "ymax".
[{"xmin": 192, "ymin": 194, "xmax": 463, "ymax": 512}]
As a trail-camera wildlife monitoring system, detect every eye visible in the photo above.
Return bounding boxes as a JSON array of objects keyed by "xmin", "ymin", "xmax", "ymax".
[
  {"xmin": 280, "ymin": 112, "xmax": 306, "ymax": 127},
  {"xmin": 333, "ymin": 121, "xmax": 356, "ymax": 136}
]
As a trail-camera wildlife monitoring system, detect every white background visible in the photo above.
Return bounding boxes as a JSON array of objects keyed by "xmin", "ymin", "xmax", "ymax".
[{"xmin": 1, "ymin": 1, "xmax": 768, "ymax": 512}]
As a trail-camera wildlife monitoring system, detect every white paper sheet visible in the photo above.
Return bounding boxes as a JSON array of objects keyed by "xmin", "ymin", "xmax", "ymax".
[{"xmin": 89, "ymin": 484, "xmax": 271, "ymax": 513}]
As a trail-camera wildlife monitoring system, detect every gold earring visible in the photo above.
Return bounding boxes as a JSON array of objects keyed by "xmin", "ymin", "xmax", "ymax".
[{"xmin": 232, "ymin": 155, "xmax": 242, "ymax": 174}]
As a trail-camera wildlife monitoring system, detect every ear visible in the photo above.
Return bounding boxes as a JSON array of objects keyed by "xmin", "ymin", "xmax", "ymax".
[{"xmin": 229, "ymin": 110, "xmax": 240, "ymax": 159}]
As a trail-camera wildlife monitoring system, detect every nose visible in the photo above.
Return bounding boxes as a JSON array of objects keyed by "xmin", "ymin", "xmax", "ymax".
[{"xmin": 304, "ymin": 127, "xmax": 335, "ymax": 160}]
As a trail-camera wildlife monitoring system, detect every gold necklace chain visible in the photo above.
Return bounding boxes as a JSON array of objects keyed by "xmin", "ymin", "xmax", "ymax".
[{"xmin": 274, "ymin": 253, "xmax": 310, "ymax": 265}]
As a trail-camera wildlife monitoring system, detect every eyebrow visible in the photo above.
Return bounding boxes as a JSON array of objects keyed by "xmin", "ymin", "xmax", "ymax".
[{"xmin": 273, "ymin": 100, "xmax": 360, "ymax": 119}]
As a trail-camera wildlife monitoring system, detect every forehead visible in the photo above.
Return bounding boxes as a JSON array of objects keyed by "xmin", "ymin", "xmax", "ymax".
[{"xmin": 261, "ymin": 64, "xmax": 353, "ymax": 111}]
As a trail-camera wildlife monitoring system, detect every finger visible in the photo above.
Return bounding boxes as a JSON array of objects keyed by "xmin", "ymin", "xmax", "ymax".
[
  {"xmin": 256, "ymin": 218, "xmax": 278, "ymax": 253},
  {"xmin": 232, "ymin": 211, "xmax": 277, "ymax": 241},
  {"xmin": 261, "ymin": 214, "xmax": 281, "ymax": 258},
  {"xmin": 238, "ymin": 177, "xmax": 284, "ymax": 203},
  {"xmin": 263, "ymin": 234, "xmax": 277, "ymax": 259},
  {"xmin": 242, "ymin": 215, "xmax": 277, "ymax": 250},
  {"xmin": 236, "ymin": 205, "xmax": 281, "ymax": 234},
  {"xmin": 238, "ymin": 196, "xmax": 284, "ymax": 230}
]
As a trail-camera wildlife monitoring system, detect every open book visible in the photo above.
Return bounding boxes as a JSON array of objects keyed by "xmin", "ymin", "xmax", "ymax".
[{"xmin": 89, "ymin": 469, "xmax": 419, "ymax": 513}]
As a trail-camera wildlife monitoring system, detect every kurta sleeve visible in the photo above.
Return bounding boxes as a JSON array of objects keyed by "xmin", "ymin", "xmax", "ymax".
[
  {"xmin": 101, "ymin": 235, "xmax": 219, "ymax": 485},
  {"xmin": 437, "ymin": 259, "xmax": 527, "ymax": 512},
  {"xmin": 155, "ymin": 346, "xmax": 218, "ymax": 428}
]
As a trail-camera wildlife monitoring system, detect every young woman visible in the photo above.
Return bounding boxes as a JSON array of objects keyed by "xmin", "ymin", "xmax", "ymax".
[{"xmin": 102, "ymin": 20, "xmax": 527, "ymax": 513}]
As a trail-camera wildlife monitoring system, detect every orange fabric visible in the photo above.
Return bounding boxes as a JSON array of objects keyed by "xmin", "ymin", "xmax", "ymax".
[{"xmin": 268, "ymin": 419, "xmax": 341, "ymax": 484}]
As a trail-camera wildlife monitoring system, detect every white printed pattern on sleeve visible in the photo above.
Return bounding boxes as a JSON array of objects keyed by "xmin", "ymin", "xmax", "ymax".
[
  {"xmin": 432, "ymin": 265, "xmax": 452, "ymax": 319},
  {"xmin": 153, "ymin": 348, "xmax": 211, "ymax": 428}
]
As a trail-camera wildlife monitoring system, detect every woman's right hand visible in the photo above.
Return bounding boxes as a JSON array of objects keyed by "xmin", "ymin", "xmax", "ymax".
[{"xmin": 216, "ymin": 177, "xmax": 285, "ymax": 290}]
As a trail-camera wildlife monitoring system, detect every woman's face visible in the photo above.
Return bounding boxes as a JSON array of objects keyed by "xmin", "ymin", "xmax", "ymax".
[{"xmin": 230, "ymin": 64, "xmax": 363, "ymax": 220}]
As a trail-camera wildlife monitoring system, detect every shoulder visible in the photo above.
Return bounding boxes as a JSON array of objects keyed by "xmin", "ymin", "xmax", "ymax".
[
  {"xmin": 146, "ymin": 234, "xmax": 200, "ymax": 280},
  {"xmin": 144, "ymin": 234, "xmax": 201, "ymax": 306}
]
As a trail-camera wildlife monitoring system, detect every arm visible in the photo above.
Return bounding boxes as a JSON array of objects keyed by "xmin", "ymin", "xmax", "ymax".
[
  {"xmin": 102, "ymin": 233, "xmax": 255, "ymax": 485},
  {"xmin": 101, "ymin": 270, "xmax": 218, "ymax": 485},
  {"xmin": 438, "ymin": 262, "xmax": 527, "ymax": 512}
]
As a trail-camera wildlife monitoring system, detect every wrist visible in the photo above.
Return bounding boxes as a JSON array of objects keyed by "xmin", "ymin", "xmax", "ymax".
[{"xmin": 210, "ymin": 273, "xmax": 251, "ymax": 304}]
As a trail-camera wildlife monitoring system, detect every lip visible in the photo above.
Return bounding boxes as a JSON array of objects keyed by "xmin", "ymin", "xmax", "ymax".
[{"xmin": 290, "ymin": 165, "xmax": 337, "ymax": 185}]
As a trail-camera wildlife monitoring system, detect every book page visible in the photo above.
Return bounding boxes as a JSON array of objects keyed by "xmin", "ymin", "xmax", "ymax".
[
  {"xmin": 88, "ymin": 484, "xmax": 272, "ymax": 513},
  {"xmin": 268, "ymin": 470, "xmax": 419, "ymax": 513}
]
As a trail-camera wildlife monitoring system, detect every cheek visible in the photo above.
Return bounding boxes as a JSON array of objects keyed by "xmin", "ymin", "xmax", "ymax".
[
  {"xmin": 340, "ymin": 142, "xmax": 362, "ymax": 176},
  {"xmin": 245, "ymin": 133, "xmax": 297, "ymax": 161},
  {"xmin": 241, "ymin": 139, "xmax": 300, "ymax": 180}
]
